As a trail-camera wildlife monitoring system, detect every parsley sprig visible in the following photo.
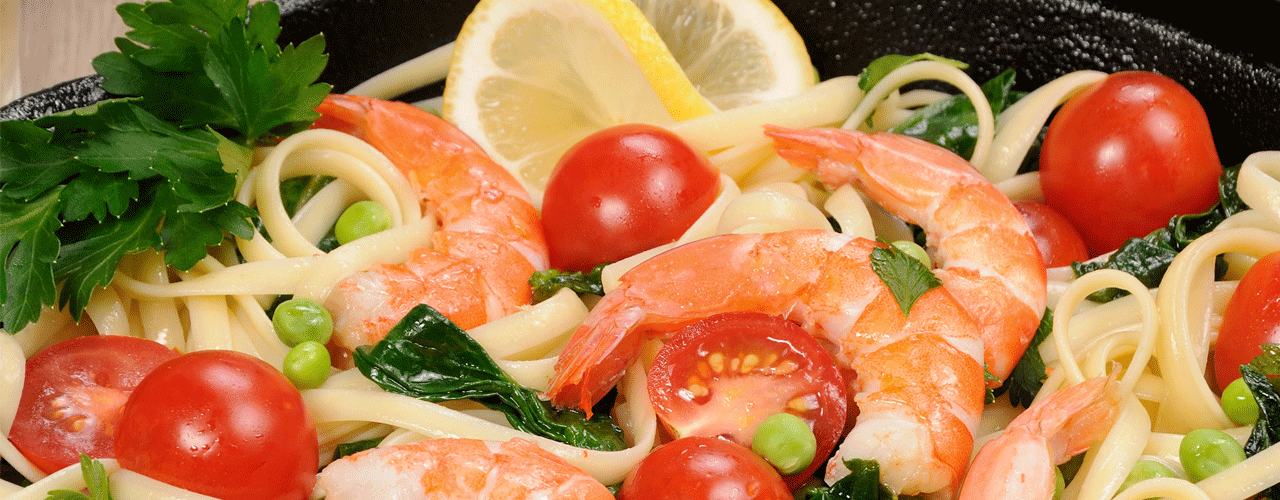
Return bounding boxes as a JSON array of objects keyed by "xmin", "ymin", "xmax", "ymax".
[
  {"xmin": 1, "ymin": 0, "xmax": 329, "ymax": 332},
  {"xmin": 44, "ymin": 455, "xmax": 112, "ymax": 500}
]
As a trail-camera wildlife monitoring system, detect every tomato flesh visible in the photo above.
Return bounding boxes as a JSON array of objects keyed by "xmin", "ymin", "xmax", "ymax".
[
  {"xmin": 1213, "ymin": 250, "xmax": 1280, "ymax": 391},
  {"xmin": 647, "ymin": 312, "xmax": 847, "ymax": 487},
  {"xmin": 541, "ymin": 123, "xmax": 720, "ymax": 271},
  {"xmin": 617, "ymin": 436, "xmax": 792, "ymax": 500},
  {"xmin": 1013, "ymin": 201, "xmax": 1089, "ymax": 268},
  {"xmin": 9, "ymin": 335, "xmax": 178, "ymax": 474},
  {"xmin": 1039, "ymin": 71, "xmax": 1221, "ymax": 256},
  {"xmin": 114, "ymin": 350, "xmax": 318, "ymax": 500}
]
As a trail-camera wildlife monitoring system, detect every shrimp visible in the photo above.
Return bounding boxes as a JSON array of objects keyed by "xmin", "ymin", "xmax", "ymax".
[
  {"xmin": 545, "ymin": 127, "xmax": 1046, "ymax": 496},
  {"xmin": 547, "ymin": 230, "xmax": 988, "ymax": 496},
  {"xmin": 312, "ymin": 95, "xmax": 548, "ymax": 351},
  {"xmin": 317, "ymin": 437, "xmax": 613, "ymax": 500},
  {"xmin": 766, "ymin": 126, "xmax": 1047, "ymax": 384},
  {"xmin": 957, "ymin": 374, "xmax": 1120, "ymax": 500}
]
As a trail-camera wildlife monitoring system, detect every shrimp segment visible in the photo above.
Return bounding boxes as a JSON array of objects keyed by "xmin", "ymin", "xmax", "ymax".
[
  {"xmin": 312, "ymin": 95, "xmax": 548, "ymax": 350},
  {"xmin": 546, "ymin": 230, "xmax": 987, "ymax": 496},
  {"xmin": 765, "ymin": 126, "xmax": 1046, "ymax": 383},
  {"xmin": 958, "ymin": 375, "xmax": 1120, "ymax": 500},
  {"xmin": 317, "ymin": 437, "xmax": 613, "ymax": 500}
]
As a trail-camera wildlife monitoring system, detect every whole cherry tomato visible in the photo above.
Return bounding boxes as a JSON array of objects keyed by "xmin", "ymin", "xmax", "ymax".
[
  {"xmin": 541, "ymin": 123, "xmax": 720, "ymax": 271},
  {"xmin": 1013, "ymin": 200, "xmax": 1089, "ymax": 268},
  {"xmin": 617, "ymin": 436, "xmax": 792, "ymax": 500},
  {"xmin": 1039, "ymin": 71, "xmax": 1221, "ymax": 255},
  {"xmin": 1212, "ymin": 250, "xmax": 1280, "ymax": 391},
  {"xmin": 114, "ymin": 350, "xmax": 318, "ymax": 500}
]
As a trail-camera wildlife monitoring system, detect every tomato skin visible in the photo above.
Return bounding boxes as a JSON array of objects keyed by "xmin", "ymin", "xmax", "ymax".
[
  {"xmin": 647, "ymin": 312, "xmax": 846, "ymax": 488},
  {"xmin": 1212, "ymin": 250, "xmax": 1280, "ymax": 391},
  {"xmin": 9, "ymin": 335, "xmax": 178, "ymax": 474},
  {"xmin": 1039, "ymin": 71, "xmax": 1221, "ymax": 256},
  {"xmin": 617, "ymin": 436, "xmax": 792, "ymax": 500},
  {"xmin": 541, "ymin": 123, "xmax": 720, "ymax": 271},
  {"xmin": 1013, "ymin": 201, "xmax": 1089, "ymax": 268},
  {"xmin": 114, "ymin": 350, "xmax": 318, "ymax": 500}
]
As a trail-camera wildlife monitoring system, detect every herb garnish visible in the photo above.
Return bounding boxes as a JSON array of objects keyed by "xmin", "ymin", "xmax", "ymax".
[
  {"xmin": 1, "ymin": 0, "xmax": 330, "ymax": 332},
  {"xmin": 44, "ymin": 455, "xmax": 112, "ymax": 500},
  {"xmin": 869, "ymin": 244, "xmax": 942, "ymax": 315},
  {"xmin": 796, "ymin": 459, "xmax": 896, "ymax": 500},
  {"xmin": 353, "ymin": 304, "xmax": 626, "ymax": 451},
  {"xmin": 996, "ymin": 309, "xmax": 1054, "ymax": 408},
  {"xmin": 528, "ymin": 263, "xmax": 608, "ymax": 303}
]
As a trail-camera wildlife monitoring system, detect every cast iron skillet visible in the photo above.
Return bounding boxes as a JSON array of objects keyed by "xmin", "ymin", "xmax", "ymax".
[{"xmin": 3, "ymin": 0, "xmax": 1278, "ymax": 165}]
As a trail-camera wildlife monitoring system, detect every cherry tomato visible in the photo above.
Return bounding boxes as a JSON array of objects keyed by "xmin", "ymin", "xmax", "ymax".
[
  {"xmin": 541, "ymin": 123, "xmax": 720, "ymax": 271},
  {"xmin": 114, "ymin": 350, "xmax": 318, "ymax": 500},
  {"xmin": 1212, "ymin": 250, "xmax": 1280, "ymax": 391},
  {"xmin": 1039, "ymin": 71, "xmax": 1221, "ymax": 255},
  {"xmin": 616, "ymin": 436, "xmax": 791, "ymax": 500},
  {"xmin": 647, "ymin": 312, "xmax": 847, "ymax": 487},
  {"xmin": 9, "ymin": 335, "xmax": 178, "ymax": 474},
  {"xmin": 1013, "ymin": 201, "xmax": 1089, "ymax": 268}
]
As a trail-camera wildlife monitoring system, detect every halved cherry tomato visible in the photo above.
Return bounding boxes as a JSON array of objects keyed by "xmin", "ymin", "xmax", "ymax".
[
  {"xmin": 616, "ymin": 436, "xmax": 791, "ymax": 500},
  {"xmin": 1013, "ymin": 200, "xmax": 1089, "ymax": 268},
  {"xmin": 8, "ymin": 335, "xmax": 178, "ymax": 474},
  {"xmin": 647, "ymin": 312, "xmax": 846, "ymax": 487},
  {"xmin": 1039, "ymin": 71, "xmax": 1221, "ymax": 255},
  {"xmin": 1212, "ymin": 250, "xmax": 1280, "ymax": 391},
  {"xmin": 541, "ymin": 123, "xmax": 720, "ymax": 271},
  {"xmin": 114, "ymin": 350, "xmax": 318, "ymax": 500}
]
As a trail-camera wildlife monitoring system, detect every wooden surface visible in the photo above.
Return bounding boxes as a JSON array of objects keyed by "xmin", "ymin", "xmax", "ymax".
[{"xmin": 2, "ymin": 0, "xmax": 133, "ymax": 106}]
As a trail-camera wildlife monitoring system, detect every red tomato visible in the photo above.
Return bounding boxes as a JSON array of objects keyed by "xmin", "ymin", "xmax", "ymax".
[
  {"xmin": 541, "ymin": 123, "xmax": 720, "ymax": 271},
  {"xmin": 1039, "ymin": 71, "xmax": 1221, "ymax": 256},
  {"xmin": 9, "ymin": 335, "xmax": 178, "ymax": 474},
  {"xmin": 617, "ymin": 436, "xmax": 792, "ymax": 500},
  {"xmin": 1013, "ymin": 201, "xmax": 1090, "ymax": 268},
  {"xmin": 1212, "ymin": 250, "xmax": 1280, "ymax": 391},
  {"xmin": 647, "ymin": 312, "xmax": 847, "ymax": 487},
  {"xmin": 114, "ymin": 350, "xmax": 318, "ymax": 500}
]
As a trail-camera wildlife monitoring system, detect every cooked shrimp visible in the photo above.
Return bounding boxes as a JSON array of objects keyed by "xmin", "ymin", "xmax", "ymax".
[
  {"xmin": 312, "ymin": 95, "xmax": 548, "ymax": 351},
  {"xmin": 958, "ymin": 374, "xmax": 1120, "ymax": 500},
  {"xmin": 547, "ymin": 229, "xmax": 987, "ymax": 497},
  {"xmin": 765, "ymin": 126, "xmax": 1046, "ymax": 383},
  {"xmin": 317, "ymin": 437, "xmax": 613, "ymax": 500}
]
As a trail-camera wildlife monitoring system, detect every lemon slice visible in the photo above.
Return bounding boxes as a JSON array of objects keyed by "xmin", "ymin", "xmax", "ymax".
[
  {"xmin": 442, "ymin": 0, "xmax": 711, "ymax": 203},
  {"xmin": 632, "ymin": 0, "xmax": 815, "ymax": 110}
]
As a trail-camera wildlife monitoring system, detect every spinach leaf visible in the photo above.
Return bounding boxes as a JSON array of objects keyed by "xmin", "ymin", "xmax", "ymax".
[
  {"xmin": 858, "ymin": 53, "xmax": 966, "ymax": 92},
  {"xmin": 1241, "ymin": 363, "xmax": 1280, "ymax": 500},
  {"xmin": 1072, "ymin": 164, "xmax": 1245, "ymax": 303},
  {"xmin": 997, "ymin": 309, "xmax": 1053, "ymax": 408},
  {"xmin": 528, "ymin": 263, "xmax": 607, "ymax": 303},
  {"xmin": 891, "ymin": 68, "xmax": 1027, "ymax": 160},
  {"xmin": 332, "ymin": 437, "xmax": 383, "ymax": 462},
  {"xmin": 797, "ymin": 459, "xmax": 896, "ymax": 500},
  {"xmin": 352, "ymin": 304, "xmax": 626, "ymax": 451}
]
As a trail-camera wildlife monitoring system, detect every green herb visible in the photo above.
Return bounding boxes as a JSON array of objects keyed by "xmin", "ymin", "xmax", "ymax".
[
  {"xmin": 1241, "ymin": 364, "xmax": 1280, "ymax": 500},
  {"xmin": 352, "ymin": 304, "xmax": 626, "ymax": 451},
  {"xmin": 858, "ymin": 53, "xmax": 966, "ymax": 92},
  {"xmin": 796, "ymin": 459, "xmax": 896, "ymax": 500},
  {"xmin": 1072, "ymin": 165, "xmax": 1245, "ymax": 303},
  {"xmin": 1248, "ymin": 343, "xmax": 1280, "ymax": 378},
  {"xmin": 1, "ymin": 0, "xmax": 329, "ymax": 332},
  {"xmin": 869, "ymin": 244, "xmax": 942, "ymax": 316},
  {"xmin": 891, "ymin": 68, "xmax": 1028, "ymax": 161},
  {"xmin": 997, "ymin": 309, "xmax": 1054, "ymax": 408},
  {"xmin": 44, "ymin": 455, "xmax": 112, "ymax": 500},
  {"xmin": 332, "ymin": 437, "xmax": 383, "ymax": 462},
  {"xmin": 528, "ymin": 264, "xmax": 607, "ymax": 303}
]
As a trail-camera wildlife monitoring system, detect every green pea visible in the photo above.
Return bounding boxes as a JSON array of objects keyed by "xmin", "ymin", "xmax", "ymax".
[
  {"xmin": 890, "ymin": 240, "xmax": 932, "ymax": 268},
  {"xmin": 1179, "ymin": 428, "xmax": 1246, "ymax": 482},
  {"xmin": 284, "ymin": 341, "xmax": 331, "ymax": 389},
  {"xmin": 1221, "ymin": 377, "xmax": 1260, "ymax": 426},
  {"xmin": 751, "ymin": 412, "xmax": 817, "ymax": 475},
  {"xmin": 1118, "ymin": 459, "xmax": 1178, "ymax": 498},
  {"xmin": 335, "ymin": 200, "xmax": 393, "ymax": 245},
  {"xmin": 272, "ymin": 297, "xmax": 333, "ymax": 347}
]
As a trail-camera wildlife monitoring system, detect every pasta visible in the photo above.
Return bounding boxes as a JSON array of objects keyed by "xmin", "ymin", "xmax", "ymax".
[{"xmin": 3, "ymin": 1, "xmax": 1280, "ymax": 499}]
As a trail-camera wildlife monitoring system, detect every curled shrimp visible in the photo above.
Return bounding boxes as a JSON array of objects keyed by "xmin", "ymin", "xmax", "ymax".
[
  {"xmin": 545, "ymin": 127, "xmax": 1046, "ymax": 496},
  {"xmin": 311, "ymin": 95, "xmax": 548, "ymax": 351},
  {"xmin": 958, "ymin": 374, "xmax": 1120, "ymax": 500},
  {"xmin": 765, "ymin": 126, "xmax": 1047, "ymax": 384},
  {"xmin": 317, "ymin": 437, "xmax": 613, "ymax": 500}
]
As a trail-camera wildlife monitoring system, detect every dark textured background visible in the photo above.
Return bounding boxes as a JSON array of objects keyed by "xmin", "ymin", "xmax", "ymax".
[{"xmin": 4, "ymin": 0, "xmax": 1278, "ymax": 164}]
